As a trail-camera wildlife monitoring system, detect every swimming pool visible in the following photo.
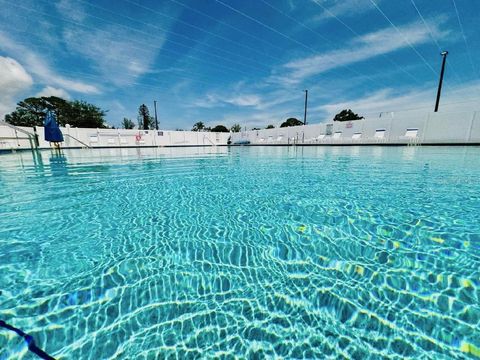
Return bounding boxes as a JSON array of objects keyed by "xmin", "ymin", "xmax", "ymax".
[{"xmin": 0, "ymin": 146, "xmax": 479, "ymax": 359}]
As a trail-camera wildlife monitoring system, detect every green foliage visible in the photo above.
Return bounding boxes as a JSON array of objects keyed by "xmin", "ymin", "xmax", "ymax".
[
  {"xmin": 4, "ymin": 96, "xmax": 107, "ymax": 128},
  {"xmin": 69, "ymin": 100, "xmax": 107, "ymax": 128},
  {"xmin": 333, "ymin": 109, "xmax": 364, "ymax": 122},
  {"xmin": 266, "ymin": 124, "xmax": 275, "ymax": 129},
  {"xmin": 230, "ymin": 123, "xmax": 241, "ymax": 133},
  {"xmin": 192, "ymin": 121, "xmax": 205, "ymax": 131},
  {"xmin": 280, "ymin": 117, "xmax": 303, "ymax": 128},
  {"xmin": 210, "ymin": 124, "xmax": 229, "ymax": 133},
  {"xmin": 122, "ymin": 118, "xmax": 135, "ymax": 129},
  {"xmin": 138, "ymin": 104, "xmax": 154, "ymax": 130}
]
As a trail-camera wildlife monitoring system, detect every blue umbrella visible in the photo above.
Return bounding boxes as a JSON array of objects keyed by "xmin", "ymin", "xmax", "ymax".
[{"xmin": 44, "ymin": 111, "xmax": 64, "ymax": 143}]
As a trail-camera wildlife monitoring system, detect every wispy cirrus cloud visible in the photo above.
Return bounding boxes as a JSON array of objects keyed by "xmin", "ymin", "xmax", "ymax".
[
  {"xmin": 57, "ymin": 0, "xmax": 167, "ymax": 87},
  {"xmin": 0, "ymin": 31, "xmax": 100, "ymax": 94},
  {"xmin": 314, "ymin": 80, "xmax": 480, "ymax": 119},
  {"xmin": 192, "ymin": 93, "xmax": 262, "ymax": 108},
  {"xmin": 270, "ymin": 19, "xmax": 448, "ymax": 86},
  {"xmin": 310, "ymin": 0, "xmax": 381, "ymax": 22}
]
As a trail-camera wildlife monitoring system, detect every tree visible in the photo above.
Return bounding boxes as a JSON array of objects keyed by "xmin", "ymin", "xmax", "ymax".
[
  {"xmin": 280, "ymin": 117, "xmax": 303, "ymax": 128},
  {"xmin": 137, "ymin": 104, "xmax": 154, "ymax": 130},
  {"xmin": 68, "ymin": 100, "xmax": 107, "ymax": 128},
  {"xmin": 192, "ymin": 121, "xmax": 205, "ymax": 131},
  {"xmin": 266, "ymin": 124, "xmax": 275, "ymax": 129},
  {"xmin": 122, "ymin": 118, "xmax": 135, "ymax": 129},
  {"xmin": 333, "ymin": 109, "xmax": 364, "ymax": 122},
  {"xmin": 211, "ymin": 125, "xmax": 229, "ymax": 132},
  {"xmin": 4, "ymin": 96, "xmax": 107, "ymax": 128},
  {"xmin": 230, "ymin": 123, "xmax": 241, "ymax": 133}
]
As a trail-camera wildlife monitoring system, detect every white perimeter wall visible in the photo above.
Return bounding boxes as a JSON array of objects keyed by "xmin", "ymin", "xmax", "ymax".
[
  {"xmin": 231, "ymin": 110, "xmax": 480, "ymax": 145},
  {"xmin": 0, "ymin": 126, "xmax": 230, "ymax": 150},
  {"xmin": 1, "ymin": 110, "xmax": 480, "ymax": 151}
]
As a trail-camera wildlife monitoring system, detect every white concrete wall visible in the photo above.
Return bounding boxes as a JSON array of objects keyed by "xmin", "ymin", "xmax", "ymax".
[
  {"xmin": 0, "ymin": 125, "xmax": 230, "ymax": 150},
  {"xmin": 2, "ymin": 110, "xmax": 480, "ymax": 151},
  {"xmin": 231, "ymin": 110, "xmax": 480, "ymax": 145}
]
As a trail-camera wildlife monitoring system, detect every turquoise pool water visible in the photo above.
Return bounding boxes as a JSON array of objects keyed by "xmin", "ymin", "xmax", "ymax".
[{"xmin": 0, "ymin": 146, "xmax": 479, "ymax": 359}]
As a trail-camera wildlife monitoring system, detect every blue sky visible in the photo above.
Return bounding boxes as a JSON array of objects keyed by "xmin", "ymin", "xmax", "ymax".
[{"xmin": 0, "ymin": 0, "xmax": 479, "ymax": 129}]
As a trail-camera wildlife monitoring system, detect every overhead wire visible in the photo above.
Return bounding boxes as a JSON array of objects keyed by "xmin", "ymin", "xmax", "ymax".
[
  {"xmin": 409, "ymin": 0, "xmax": 462, "ymax": 83},
  {"xmin": 368, "ymin": 0, "xmax": 437, "ymax": 75},
  {"xmin": 262, "ymin": 0, "xmax": 422, "ymax": 85},
  {"xmin": 214, "ymin": 0, "xmax": 398, "ymax": 90},
  {"xmin": 451, "ymin": 0, "xmax": 478, "ymax": 77},
  {"xmin": 167, "ymin": 0, "xmax": 285, "ymax": 52},
  {"xmin": 120, "ymin": 0, "xmax": 281, "ymax": 62},
  {"xmin": 73, "ymin": 0, "xmax": 274, "ymax": 71},
  {"xmin": 0, "ymin": 0, "xmax": 268, "ymax": 79}
]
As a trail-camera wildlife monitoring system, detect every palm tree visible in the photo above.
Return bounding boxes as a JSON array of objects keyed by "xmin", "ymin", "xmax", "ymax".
[{"xmin": 192, "ymin": 121, "xmax": 205, "ymax": 131}]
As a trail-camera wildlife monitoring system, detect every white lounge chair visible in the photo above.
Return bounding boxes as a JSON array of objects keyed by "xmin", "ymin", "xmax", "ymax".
[
  {"xmin": 399, "ymin": 128, "xmax": 420, "ymax": 145},
  {"xmin": 316, "ymin": 134, "xmax": 326, "ymax": 142},
  {"xmin": 333, "ymin": 131, "xmax": 342, "ymax": 139},
  {"xmin": 405, "ymin": 128, "xmax": 418, "ymax": 138},
  {"xmin": 374, "ymin": 129, "xmax": 386, "ymax": 142},
  {"xmin": 352, "ymin": 132, "xmax": 362, "ymax": 140}
]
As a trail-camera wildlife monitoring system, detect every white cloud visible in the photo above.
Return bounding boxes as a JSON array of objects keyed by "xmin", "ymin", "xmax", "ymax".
[
  {"xmin": 55, "ymin": 0, "xmax": 87, "ymax": 22},
  {"xmin": 61, "ymin": 26, "xmax": 165, "ymax": 86},
  {"xmin": 36, "ymin": 86, "xmax": 70, "ymax": 99},
  {"xmin": 314, "ymin": 80, "xmax": 480, "ymax": 120},
  {"xmin": 191, "ymin": 93, "xmax": 262, "ymax": 108},
  {"xmin": 57, "ymin": 0, "xmax": 167, "ymax": 87},
  {"xmin": 0, "ymin": 31, "xmax": 100, "ymax": 94},
  {"xmin": 311, "ymin": 0, "xmax": 379, "ymax": 22},
  {"xmin": 271, "ymin": 20, "xmax": 447, "ymax": 85},
  {"xmin": 0, "ymin": 56, "xmax": 33, "ymax": 119},
  {"xmin": 224, "ymin": 94, "xmax": 262, "ymax": 107}
]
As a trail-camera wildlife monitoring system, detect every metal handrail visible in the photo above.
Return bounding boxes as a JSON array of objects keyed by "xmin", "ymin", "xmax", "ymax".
[
  {"xmin": 0, "ymin": 121, "xmax": 37, "ymax": 149},
  {"xmin": 203, "ymin": 135, "xmax": 216, "ymax": 146},
  {"xmin": 64, "ymin": 134, "xmax": 91, "ymax": 148}
]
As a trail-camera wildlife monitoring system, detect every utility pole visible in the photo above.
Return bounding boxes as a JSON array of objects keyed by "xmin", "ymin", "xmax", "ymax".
[
  {"xmin": 303, "ymin": 89, "xmax": 308, "ymax": 125},
  {"xmin": 434, "ymin": 51, "xmax": 448, "ymax": 112},
  {"xmin": 153, "ymin": 100, "xmax": 159, "ymax": 130}
]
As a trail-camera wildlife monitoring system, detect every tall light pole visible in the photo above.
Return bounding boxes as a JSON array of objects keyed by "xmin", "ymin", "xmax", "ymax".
[
  {"xmin": 434, "ymin": 51, "xmax": 448, "ymax": 112},
  {"xmin": 153, "ymin": 100, "xmax": 159, "ymax": 130},
  {"xmin": 303, "ymin": 89, "xmax": 308, "ymax": 125}
]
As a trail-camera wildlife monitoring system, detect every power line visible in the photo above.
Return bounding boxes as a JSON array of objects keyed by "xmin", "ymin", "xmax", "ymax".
[
  {"xmin": 120, "ymin": 0, "xmax": 281, "ymax": 63},
  {"xmin": 74, "ymin": 0, "xmax": 274, "ymax": 71},
  {"xmin": 46, "ymin": 0, "xmax": 400, "ymax": 92},
  {"xmin": 275, "ymin": 0, "xmax": 422, "ymax": 85},
  {"xmin": 167, "ymin": 0, "xmax": 285, "ymax": 52},
  {"xmin": 1, "ymin": 34, "xmax": 256, "ymax": 91},
  {"xmin": 368, "ymin": 0, "xmax": 437, "ymax": 76},
  {"xmin": 0, "ymin": 0, "xmax": 268, "ymax": 78},
  {"xmin": 214, "ymin": 0, "xmax": 396, "ymax": 90},
  {"xmin": 451, "ymin": 0, "xmax": 477, "ymax": 77},
  {"xmin": 214, "ymin": 0, "xmax": 312, "ymax": 51},
  {"xmin": 409, "ymin": 0, "xmax": 462, "ymax": 83},
  {"xmin": 302, "ymin": 0, "xmax": 420, "ymax": 83}
]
